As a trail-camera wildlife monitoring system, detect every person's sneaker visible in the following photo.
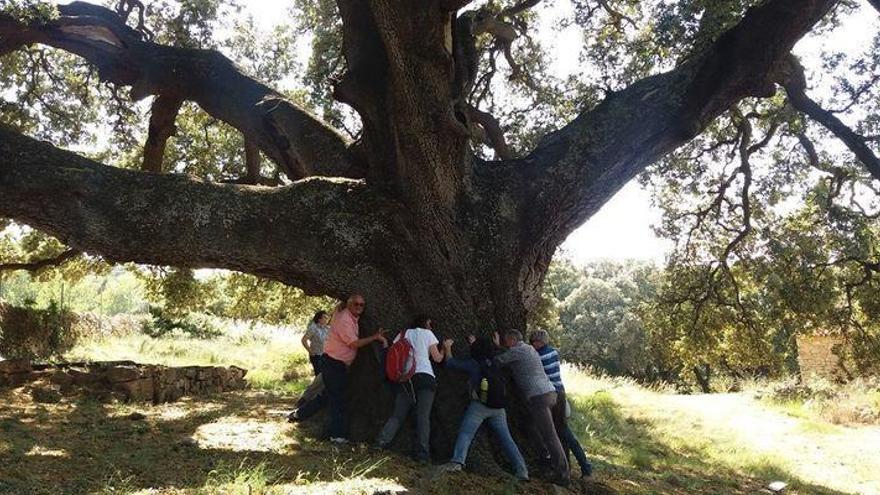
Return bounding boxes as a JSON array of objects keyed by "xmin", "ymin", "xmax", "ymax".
[
  {"xmin": 439, "ymin": 462, "xmax": 463, "ymax": 473},
  {"xmin": 329, "ymin": 437, "xmax": 349, "ymax": 445},
  {"xmin": 287, "ymin": 409, "xmax": 300, "ymax": 422}
]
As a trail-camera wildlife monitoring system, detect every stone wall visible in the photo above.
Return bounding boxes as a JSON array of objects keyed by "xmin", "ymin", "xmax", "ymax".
[
  {"xmin": 796, "ymin": 335, "xmax": 852, "ymax": 381},
  {"xmin": 0, "ymin": 358, "xmax": 247, "ymax": 403}
]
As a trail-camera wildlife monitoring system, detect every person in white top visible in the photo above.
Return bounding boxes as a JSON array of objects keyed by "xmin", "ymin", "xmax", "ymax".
[{"xmin": 375, "ymin": 315, "xmax": 443, "ymax": 462}]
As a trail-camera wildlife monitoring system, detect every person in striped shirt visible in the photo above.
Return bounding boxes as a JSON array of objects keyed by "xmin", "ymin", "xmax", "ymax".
[{"xmin": 529, "ymin": 329, "xmax": 594, "ymax": 478}]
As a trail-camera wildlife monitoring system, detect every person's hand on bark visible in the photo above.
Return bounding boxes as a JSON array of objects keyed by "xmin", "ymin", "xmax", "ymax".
[
  {"xmin": 442, "ymin": 338, "xmax": 454, "ymax": 359},
  {"xmin": 374, "ymin": 328, "xmax": 389, "ymax": 347}
]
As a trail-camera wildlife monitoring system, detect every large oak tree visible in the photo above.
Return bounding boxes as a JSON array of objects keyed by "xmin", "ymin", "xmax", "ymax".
[{"xmin": 2, "ymin": 0, "xmax": 875, "ymax": 474}]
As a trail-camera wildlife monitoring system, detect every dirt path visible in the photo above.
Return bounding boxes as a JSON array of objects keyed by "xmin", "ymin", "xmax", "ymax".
[{"xmin": 632, "ymin": 392, "xmax": 880, "ymax": 495}]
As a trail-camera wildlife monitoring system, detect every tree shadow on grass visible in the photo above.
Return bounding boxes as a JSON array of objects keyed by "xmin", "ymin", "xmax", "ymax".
[
  {"xmin": 0, "ymin": 386, "xmax": 382, "ymax": 494},
  {"xmin": 0, "ymin": 384, "xmax": 544, "ymax": 495},
  {"xmin": 0, "ymin": 379, "xmax": 850, "ymax": 495},
  {"xmin": 568, "ymin": 390, "xmax": 852, "ymax": 495}
]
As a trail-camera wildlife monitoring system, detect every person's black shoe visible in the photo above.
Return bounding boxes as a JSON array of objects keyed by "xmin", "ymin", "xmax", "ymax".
[
  {"xmin": 581, "ymin": 463, "xmax": 594, "ymax": 478},
  {"xmin": 553, "ymin": 476, "xmax": 571, "ymax": 487},
  {"xmin": 287, "ymin": 409, "xmax": 301, "ymax": 422}
]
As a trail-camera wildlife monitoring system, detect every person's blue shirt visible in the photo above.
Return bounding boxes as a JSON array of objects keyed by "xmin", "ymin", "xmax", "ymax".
[{"xmin": 537, "ymin": 345, "xmax": 564, "ymax": 392}]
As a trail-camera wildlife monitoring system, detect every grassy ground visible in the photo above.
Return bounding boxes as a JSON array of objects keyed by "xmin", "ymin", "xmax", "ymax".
[
  {"xmin": 565, "ymin": 373, "xmax": 880, "ymax": 495},
  {"xmin": 750, "ymin": 376, "xmax": 880, "ymax": 427},
  {"xmin": 1, "ymin": 328, "xmax": 878, "ymax": 495}
]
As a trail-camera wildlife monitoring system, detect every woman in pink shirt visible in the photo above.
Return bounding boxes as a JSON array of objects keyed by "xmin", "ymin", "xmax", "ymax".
[{"xmin": 322, "ymin": 293, "xmax": 387, "ymax": 443}]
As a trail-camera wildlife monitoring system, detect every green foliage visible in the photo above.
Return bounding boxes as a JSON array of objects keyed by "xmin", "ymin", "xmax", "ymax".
[
  {"xmin": 642, "ymin": 86, "xmax": 880, "ymax": 378},
  {"xmin": 0, "ymin": 300, "xmax": 77, "ymax": 359},
  {"xmin": 0, "ymin": 0, "xmax": 57, "ymax": 24},
  {"xmin": 534, "ymin": 258, "xmax": 665, "ymax": 380},
  {"xmin": 209, "ymin": 272, "xmax": 334, "ymax": 325},
  {"xmin": 138, "ymin": 267, "xmax": 216, "ymax": 318},
  {"xmin": 0, "ymin": 268, "xmax": 148, "ymax": 316},
  {"xmin": 135, "ymin": 267, "xmax": 332, "ymax": 326},
  {"xmin": 147, "ymin": 0, "xmax": 242, "ymax": 49},
  {"xmin": 140, "ymin": 306, "xmax": 223, "ymax": 340}
]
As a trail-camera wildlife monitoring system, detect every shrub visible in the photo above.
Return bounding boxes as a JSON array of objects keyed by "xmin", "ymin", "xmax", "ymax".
[
  {"xmin": 0, "ymin": 301, "xmax": 78, "ymax": 360},
  {"xmin": 140, "ymin": 306, "xmax": 223, "ymax": 340},
  {"xmin": 755, "ymin": 376, "xmax": 880, "ymax": 425},
  {"xmin": 761, "ymin": 376, "xmax": 839, "ymax": 403}
]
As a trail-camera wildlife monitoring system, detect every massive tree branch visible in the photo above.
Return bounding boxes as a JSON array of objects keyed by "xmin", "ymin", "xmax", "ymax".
[
  {"xmin": 467, "ymin": 105, "xmax": 513, "ymax": 160},
  {"xmin": 141, "ymin": 94, "xmax": 183, "ymax": 173},
  {"xmin": 0, "ymin": 2, "xmax": 359, "ymax": 180},
  {"xmin": 515, "ymin": 0, "xmax": 836, "ymax": 248},
  {"xmin": 0, "ymin": 126, "xmax": 407, "ymax": 302},
  {"xmin": 244, "ymin": 138, "xmax": 262, "ymax": 184},
  {"xmin": 467, "ymin": 0, "xmax": 838, "ymax": 308},
  {"xmin": 0, "ymin": 249, "xmax": 81, "ymax": 273},
  {"xmin": 780, "ymin": 56, "xmax": 880, "ymax": 181}
]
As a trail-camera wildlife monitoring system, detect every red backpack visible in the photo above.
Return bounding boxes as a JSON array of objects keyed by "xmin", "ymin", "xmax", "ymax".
[{"xmin": 385, "ymin": 329, "xmax": 416, "ymax": 383}]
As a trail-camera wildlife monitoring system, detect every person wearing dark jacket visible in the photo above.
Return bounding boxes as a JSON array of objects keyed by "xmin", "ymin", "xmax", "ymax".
[{"xmin": 439, "ymin": 336, "xmax": 528, "ymax": 480}]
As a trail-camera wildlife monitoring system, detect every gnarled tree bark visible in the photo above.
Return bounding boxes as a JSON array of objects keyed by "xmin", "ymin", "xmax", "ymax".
[{"xmin": 141, "ymin": 93, "xmax": 183, "ymax": 173}]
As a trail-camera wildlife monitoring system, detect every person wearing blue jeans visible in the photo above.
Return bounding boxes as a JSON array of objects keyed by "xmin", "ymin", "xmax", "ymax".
[
  {"xmin": 529, "ymin": 329, "xmax": 593, "ymax": 478},
  {"xmin": 439, "ymin": 336, "xmax": 528, "ymax": 481}
]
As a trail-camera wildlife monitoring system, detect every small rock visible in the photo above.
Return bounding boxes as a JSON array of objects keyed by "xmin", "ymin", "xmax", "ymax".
[
  {"xmin": 115, "ymin": 377, "xmax": 155, "ymax": 403},
  {"xmin": 548, "ymin": 485, "xmax": 568, "ymax": 495},
  {"xmin": 768, "ymin": 481, "xmax": 788, "ymax": 493},
  {"xmin": 105, "ymin": 365, "xmax": 140, "ymax": 383},
  {"xmin": 177, "ymin": 436, "xmax": 198, "ymax": 447},
  {"xmin": 126, "ymin": 412, "xmax": 146, "ymax": 421},
  {"xmin": 31, "ymin": 387, "xmax": 63, "ymax": 404},
  {"xmin": 48, "ymin": 370, "xmax": 74, "ymax": 388},
  {"xmin": 69, "ymin": 368, "xmax": 100, "ymax": 386},
  {"xmin": 0, "ymin": 358, "xmax": 32, "ymax": 374}
]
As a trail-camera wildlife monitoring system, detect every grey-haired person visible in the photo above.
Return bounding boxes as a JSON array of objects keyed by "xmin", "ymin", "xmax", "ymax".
[
  {"xmin": 494, "ymin": 329, "xmax": 570, "ymax": 486},
  {"xmin": 528, "ymin": 329, "xmax": 593, "ymax": 478}
]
